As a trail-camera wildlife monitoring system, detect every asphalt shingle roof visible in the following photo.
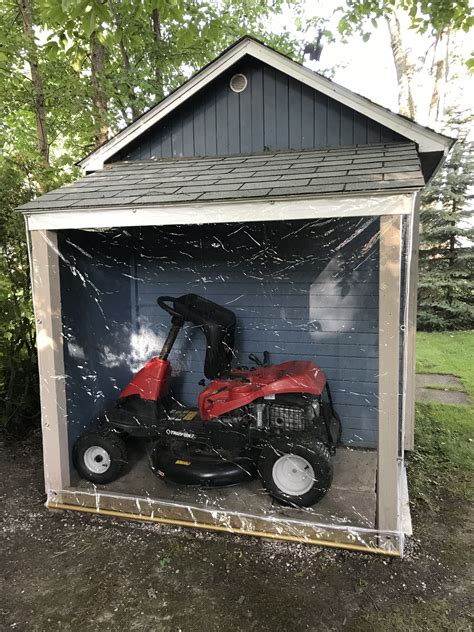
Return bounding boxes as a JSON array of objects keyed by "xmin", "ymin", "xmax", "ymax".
[{"xmin": 19, "ymin": 142, "xmax": 424, "ymax": 212}]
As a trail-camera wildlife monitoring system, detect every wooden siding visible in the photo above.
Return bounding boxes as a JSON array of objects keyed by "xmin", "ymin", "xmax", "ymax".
[
  {"xmin": 112, "ymin": 58, "xmax": 406, "ymax": 162},
  {"xmin": 58, "ymin": 232, "xmax": 134, "ymax": 449},
  {"xmin": 59, "ymin": 218, "xmax": 380, "ymax": 449}
]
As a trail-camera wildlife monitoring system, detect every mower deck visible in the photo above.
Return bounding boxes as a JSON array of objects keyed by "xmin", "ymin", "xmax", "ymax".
[{"xmin": 69, "ymin": 444, "xmax": 377, "ymax": 531}]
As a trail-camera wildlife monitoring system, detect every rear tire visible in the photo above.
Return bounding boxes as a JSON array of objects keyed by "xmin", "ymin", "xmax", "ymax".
[
  {"xmin": 259, "ymin": 436, "xmax": 333, "ymax": 507},
  {"xmin": 73, "ymin": 431, "xmax": 127, "ymax": 484}
]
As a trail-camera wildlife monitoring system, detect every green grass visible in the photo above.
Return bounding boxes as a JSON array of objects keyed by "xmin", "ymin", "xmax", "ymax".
[
  {"xmin": 410, "ymin": 331, "xmax": 474, "ymax": 506},
  {"xmin": 410, "ymin": 401, "xmax": 473, "ymax": 502},
  {"xmin": 416, "ymin": 330, "xmax": 474, "ymax": 397}
]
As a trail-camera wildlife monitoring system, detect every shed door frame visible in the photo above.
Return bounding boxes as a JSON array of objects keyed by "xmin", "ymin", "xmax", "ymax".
[{"xmin": 29, "ymin": 195, "xmax": 412, "ymax": 538}]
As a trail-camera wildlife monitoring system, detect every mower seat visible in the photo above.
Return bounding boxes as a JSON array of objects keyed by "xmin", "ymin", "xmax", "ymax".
[{"xmin": 172, "ymin": 294, "xmax": 236, "ymax": 380}]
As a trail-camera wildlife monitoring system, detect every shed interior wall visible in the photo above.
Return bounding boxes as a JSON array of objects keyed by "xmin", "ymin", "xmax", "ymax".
[{"xmin": 58, "ymin": 217, "xmax": 380, "ymax": 451}]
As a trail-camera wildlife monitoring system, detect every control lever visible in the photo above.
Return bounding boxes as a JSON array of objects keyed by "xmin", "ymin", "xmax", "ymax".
[
  {"xmin": 248, "ymin": 353, "xmax": 263, "ymax": 367},
  {"xmin": 248, "ymin": 352, "xmax": 271, "ymax": 367}
]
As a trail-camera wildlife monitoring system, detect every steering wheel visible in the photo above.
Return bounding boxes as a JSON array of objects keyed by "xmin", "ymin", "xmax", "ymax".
[{"xmin": 157, "ymin": 296, "xmax": 182, "ymax": 319}]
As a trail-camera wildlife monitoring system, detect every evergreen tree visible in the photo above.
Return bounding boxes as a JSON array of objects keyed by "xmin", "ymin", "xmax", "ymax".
[{"xmin": 418, "ymin": 114, "xmax": 474, "ymax": 331}]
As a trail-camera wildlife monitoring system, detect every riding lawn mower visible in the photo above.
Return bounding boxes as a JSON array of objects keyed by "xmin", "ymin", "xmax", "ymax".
[{"xmin": 73, "ymin": 294, "xmax": 341, "ymax": 507}]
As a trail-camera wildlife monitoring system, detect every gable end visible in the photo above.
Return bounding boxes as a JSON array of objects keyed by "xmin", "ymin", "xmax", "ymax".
[{"xmin": 110, "ymin": 58, "xmax": 407, "ymax": 162}]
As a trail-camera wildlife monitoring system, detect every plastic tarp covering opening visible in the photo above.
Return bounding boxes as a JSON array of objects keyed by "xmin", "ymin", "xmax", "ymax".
[{"xmin": 30, "ymin": 212, "xmax": 410, "ymax": 556}]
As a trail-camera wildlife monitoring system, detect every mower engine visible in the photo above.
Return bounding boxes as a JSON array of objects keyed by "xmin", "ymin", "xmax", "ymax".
[
  {"xmin": 268, "ymin": 402, "xmax": 314, "ymax": 432},
  {"xmin": 253, "ymin": 394, "xmax": 322, "ymax": 434}
]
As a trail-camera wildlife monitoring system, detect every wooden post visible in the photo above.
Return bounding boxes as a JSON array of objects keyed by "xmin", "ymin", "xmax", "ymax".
[
  {"xmin": 30, "ymin": 230, "xmax": 70, "ymax": 493},
  {"xmin": 377, "ymin": 215, "xmax": 402, "ymax": 537},
  {"xmin": 403, "ymin": 193, "xmax": 421, "ymax": 451}
]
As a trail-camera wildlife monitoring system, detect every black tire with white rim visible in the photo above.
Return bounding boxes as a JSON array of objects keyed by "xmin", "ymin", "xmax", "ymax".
[
  {"xmin": 258, "ymin": 435, "xmax": 333, "ymax": 507},
  {"xmin": 73, "ymin": 431, "xmax": 127, "ymax": 484}
]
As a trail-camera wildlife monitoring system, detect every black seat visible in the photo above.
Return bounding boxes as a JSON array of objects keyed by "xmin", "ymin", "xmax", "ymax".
[{"xmin": 173, "ymin": 294, "xmax": 236, "ymax": 380}]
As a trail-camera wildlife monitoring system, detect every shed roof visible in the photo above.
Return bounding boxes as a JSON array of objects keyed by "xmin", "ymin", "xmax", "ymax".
[{"xmin": 19, "ymin": 142, "xmax": 424, "ymax": 213}]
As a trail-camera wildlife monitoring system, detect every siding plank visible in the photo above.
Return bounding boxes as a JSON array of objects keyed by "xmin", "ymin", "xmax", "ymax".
[
  {"xmin": 301, "ymin": 83, "xmax": 314, "ymax": 149},
  {"xmin": 215, "ymin": 84, "xmax": 229, "ymax": 154},
  {"xmin": 314, "ymin": 91, "xmax": 328, "ymax": 147},
  {"xmin": 288, "ymin": 78, "xmax": 302, "ymax": 150},
  {"xmin": 193, "ymin": 101, "xmax": 206, "ymax": 156},
  {"xmin": 263, "ymin": 66, "xmax": 277, "ymax": 150},
  {"xmin": 250, "ymin": 64, "xmax": 264, "ymax": 152},
  {"xmin": 239, "ymin": 69, "xmax": 252, "ymax": 153},
  {"xmin": 327, "ymin": 97, "xmax": 341, "ymax": 146},
  {"xmin": 275, "ymin": 72, "xmax": 289, "ymax": 150},
  {"xmin": 204, "ymin": 92, "xmax": 217, "ymax": 155},
  {"xmin": 228, "ymin": 88, "xmax": 240, "ymax": 154}
]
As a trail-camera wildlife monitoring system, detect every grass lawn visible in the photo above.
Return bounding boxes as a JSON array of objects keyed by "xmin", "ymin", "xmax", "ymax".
[
  {"xmin": 409, "ymin": 330, "xmax": 474, "ymax": 505},
  {"xmin": 416, "ymin": 330, "xmax": 474, "ymax": 397}
]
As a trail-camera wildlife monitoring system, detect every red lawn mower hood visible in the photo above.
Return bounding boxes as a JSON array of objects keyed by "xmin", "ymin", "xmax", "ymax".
[{"xmin": 199, "ymin": 360, "xmax": 327, "ymax": 419}]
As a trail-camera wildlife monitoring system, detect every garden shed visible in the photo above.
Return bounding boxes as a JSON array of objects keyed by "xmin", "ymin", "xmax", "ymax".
[{"xmin": 19, "ymin": 36, "xmax": 453, "ymax": 556}]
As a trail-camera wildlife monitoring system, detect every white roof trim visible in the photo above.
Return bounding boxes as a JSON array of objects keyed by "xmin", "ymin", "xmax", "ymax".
[
  {"xmin": 79, "ymin": 38, "xmax": 452, "ymax": 172},
  {"xmin": 25, "ymin": 193, "xmax": 413, "ymax": 231}
]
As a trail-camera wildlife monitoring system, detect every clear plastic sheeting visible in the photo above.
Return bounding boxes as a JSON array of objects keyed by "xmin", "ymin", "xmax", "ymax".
[{"xmin": 29, "ymin": 213, "xmax": 412, "ymax": 556}]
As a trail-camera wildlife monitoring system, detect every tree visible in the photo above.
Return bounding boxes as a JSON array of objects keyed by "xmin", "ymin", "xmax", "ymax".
[
  {"xmin": 38, "ymin": 0, "xmax": 299, "ymax": 152},
  {"xmin": 0, "ymin": 158, "xmax": 40, "ymax": 436},
  {"xmin": 417, "ymin": 113, "xmax": 474, "ymax": 331},
  {"xmin": 16, "ymin": 0, "xmax": 50, "ymax": 168},
  {"xmin": 337, "ymin": 0, "xmax": 473, "ymax": 123}
]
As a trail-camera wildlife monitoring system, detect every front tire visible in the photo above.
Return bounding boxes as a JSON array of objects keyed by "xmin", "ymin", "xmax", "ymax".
[
  {"xmin": 73, "ymin": 431, "xmax": 127, "ymax": 484},
  {"xmin": 259, "ymin": 436, "xmax": 333, "ymax": 507}
]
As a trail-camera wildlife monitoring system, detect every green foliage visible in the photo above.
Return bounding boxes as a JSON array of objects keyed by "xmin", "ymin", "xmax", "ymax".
[
  {"xmin": 417, "ymin": 115, "xmax": 474, "ymax": 331},
  {"xmin": 338, "ymin": 0, "xmax": 474, "ymax": 36},
  {"xmin": 0, "ymin": 158, "xmax": 39, "ymax": 435}
]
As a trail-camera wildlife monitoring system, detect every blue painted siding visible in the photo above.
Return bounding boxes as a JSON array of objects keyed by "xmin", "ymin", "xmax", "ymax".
[
  {"xmin": 58, "ymin": 232, "xmax": 134, "ymax": 449},
  {"xmin": 59, "ymin": 217, "xmax": 381, "ymax": 449},
  {"xmin": 111, "ymin": 58, "xmax": 406, "ymax": 162}
]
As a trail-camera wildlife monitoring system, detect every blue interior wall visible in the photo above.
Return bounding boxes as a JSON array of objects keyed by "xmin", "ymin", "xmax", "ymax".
[
  {"xmin": 59, "ymin": 217, "xmax": 381, "ymax": 449},
  {"xmin": 58, "ymin": 232, "xmax": 134, "ymax": 448},
  {"xmin": 112, "ymin": 56, "xmax": 406, "ymax": 162}
]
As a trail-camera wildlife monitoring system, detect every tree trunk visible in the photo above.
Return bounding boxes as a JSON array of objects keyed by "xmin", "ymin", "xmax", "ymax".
[
  {"xmin": 151, "ymin": 8, "xmax": 164, "ymax": 99},
  {"xmin": 428, "ymin": 29, "xmax": 450, "ymax": 125},
  {"xmin": 386, "ymin": 11, "xmax": 417, "ymax": 119},
  {"xmin": 108, "ymin": 0, "xmax": 139, "ymax": 121},
  {"xmin": 90, "ymin": 31, "xmax": 109, "ymax": 147},
  {"xmin": 17, "ymin": 0, "xmax": 50, "ymax": 167}
]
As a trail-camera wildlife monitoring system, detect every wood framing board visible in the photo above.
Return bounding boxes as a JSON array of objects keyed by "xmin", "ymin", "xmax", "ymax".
[
  {"xmin": 47, "ymin": 488, "xmax": 402, "ymax": 556},
  {"xmin": 377, "ymin": 214, "xmax": 402, "ymax": 538},
  {"xmin": 29, "ymin": 230, "xmax": 70, "ymax": 492},
  {"xmin": 24, "ymin": 193, "xmax": 413, "ymax": 231},
  {"xmin": 403, "ymin": 193, "xmax": 421, "ymax": 451}
]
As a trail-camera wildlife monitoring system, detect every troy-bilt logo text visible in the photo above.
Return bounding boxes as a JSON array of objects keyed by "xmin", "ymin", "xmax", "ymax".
[{"xmin": 165, "ymin": 428, "xmax": 196, "ymax": 440}]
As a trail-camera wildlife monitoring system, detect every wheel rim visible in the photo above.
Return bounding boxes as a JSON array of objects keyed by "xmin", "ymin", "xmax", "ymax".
[
  {"xmin": 83, "ymin": 446, "xmax": 111, "ymax": 474},
  {"xmin": 272, "ymin": 454, "xmax": 315, "ymax": 496}
]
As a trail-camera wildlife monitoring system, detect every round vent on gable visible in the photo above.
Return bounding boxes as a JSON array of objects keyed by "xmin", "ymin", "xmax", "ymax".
[{"xmin": 230, "ymin": 73, "xmax": 248, "ymax": 93}]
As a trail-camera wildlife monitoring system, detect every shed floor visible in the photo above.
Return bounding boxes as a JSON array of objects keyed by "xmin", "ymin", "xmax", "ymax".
[{"xmin": 73, "ymin": 443, "xmax": 377, "ymax": 530}]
